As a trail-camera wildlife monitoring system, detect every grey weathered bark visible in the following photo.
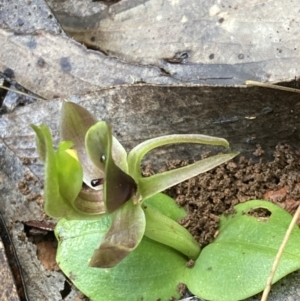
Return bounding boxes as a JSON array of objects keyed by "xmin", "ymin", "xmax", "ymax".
[{"xmin": 1, "ymin": 0, "xmax": 300, "ymax": 300}]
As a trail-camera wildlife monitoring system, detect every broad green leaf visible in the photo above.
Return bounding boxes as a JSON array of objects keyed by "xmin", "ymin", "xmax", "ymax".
[
  {"xmin": 90, "ymin": 201, "xmax": 145, "ymax": 267},
  {"xmin": 139, "ymin": 152, "xmax": 238, "ymax": 201},
  {"xmin": 31, "ymin": 124, "xmax": 86, "ymax": 219},
  {"xmin": 144, "ymin": 193, "xmax": 186, "ymax": 221},
  {"xmin": 60, "ymin": 101, "xmax": 104, "ymax": 188},
  {"xmin": 127, "ymin": 134, "xmax": 231, "ymax": 180},
  {"xmin": 55, "ymin": 217, "xmax": 187, "ymax": 301},
  {"xmin": 86, "ymin": 122, "xmax": 137, "ymax": 213},
  {"xmin": 186, "ymin": 200, "xmax": 300, "ymax": 301},
  {"xmin": 144, "ymin": 205, "xmax": 200, "ymax": 259}
]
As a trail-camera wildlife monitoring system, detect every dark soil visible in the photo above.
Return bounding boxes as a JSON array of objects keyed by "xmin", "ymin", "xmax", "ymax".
[{"xmin": 146, "ymin": 144, "xmax": 300, "ymax": 248}]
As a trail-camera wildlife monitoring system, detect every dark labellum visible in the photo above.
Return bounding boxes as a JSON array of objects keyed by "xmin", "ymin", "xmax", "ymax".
[{"xmin": 91, "ymin": 178, "xmax": 104, "ymax": 187}]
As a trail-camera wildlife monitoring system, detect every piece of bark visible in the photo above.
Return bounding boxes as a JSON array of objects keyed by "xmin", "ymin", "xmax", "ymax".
[
  {"xmin": 0, "ymin": 237, "xmax": 21, "ymax": 301},
  {"xmin": 2, "ymin": 0, "xmax": 300, "ymax": 100},
  {"xmin": 48, "ymin": 0, "xmax": 300, "ymax": 84},
  {"xmin": 1, "ymin": 84, "xmax": 300, "ymax": 179},
  {"xmin": 0, "ymin": 0, "xmax": 62, "ymax": 34},
  {"xmin": 0, "ymin": 28, "xmax": 177, "ymax": 99}
]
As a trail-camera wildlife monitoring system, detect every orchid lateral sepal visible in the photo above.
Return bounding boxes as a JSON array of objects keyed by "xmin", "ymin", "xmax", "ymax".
[
  {"xmin": 89, "ymin": 200, "xmax": 146, "ymax": 268},
  {"xmin": 126, "ymin": 133, "xmax": 238, "ymax": 201},
  {"xmin": 127, "ymin": 134, "xmax": 231, "ymax": 180},
  {"xmin": 138, "ymin": 152, "xmax": 238, "ymax": 202}
]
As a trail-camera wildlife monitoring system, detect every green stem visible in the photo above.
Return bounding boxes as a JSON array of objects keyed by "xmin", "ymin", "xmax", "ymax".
[{"xmin": 143, "ymin": 206, "xmax": 201, "ymax": 260}]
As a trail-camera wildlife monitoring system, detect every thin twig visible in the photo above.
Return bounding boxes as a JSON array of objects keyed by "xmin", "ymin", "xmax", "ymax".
[
  {"xmin": 0, "ymin": 85, "xmax": 46, "ymax": 101},
  {"xmin": 260, "ymin": 204, "xmax": 300, "ymax": 301},
  {"xmin": 245, "ymin": 80, "xmax": 300, "ymax": 94}
]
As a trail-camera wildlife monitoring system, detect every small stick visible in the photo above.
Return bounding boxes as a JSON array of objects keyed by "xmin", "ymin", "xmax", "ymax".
[
  {"xmin": 0, "ymin": 85, "xmax": 46, "ymax": 101},
  {"xmin": 245, "ymin": 80, "xmax": 300, "ymax": 94},
  {"xmin": 260, "ymin": 203, "xmax": 300, "ymax": 301}
]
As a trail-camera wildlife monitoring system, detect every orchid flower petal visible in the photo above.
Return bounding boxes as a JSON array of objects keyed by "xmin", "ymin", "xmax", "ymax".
[
  {"xmin": 85, "ymin": 122, "xmax": 137, "ymax": 213},
  {"xmin": 127, "ymin": 134, "xmax": 231, "ymax": 180},
  {"xmin": 61, "ymin": 101, "xmax": 128, "ymax": 182},
  {"xmin": 60, "ymin": 101, "xmax": 104, "ymax": 188},
  {"xmin": 127, "ymin": 134, "xmax": 238, "ymax": 200}
]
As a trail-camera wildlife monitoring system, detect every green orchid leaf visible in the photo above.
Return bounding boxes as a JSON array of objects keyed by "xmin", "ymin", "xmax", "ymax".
[
  {"xmin": 127, "ymin": 134, "xmax": 231, "ymax": 180},
  {"xmin": 143, "ymin": 205, "xmax": 200, "ymax": 259},
  {"xmin": 186, "ymin": 200, "xmax": 300, "ymax": 301},
  {"xmin": 55, "ymin": 217, "xmax": 187, "ymax": 301},
  {"xmin": 86, "ymin": 122, "xmax": 137, "ymax": 213},
  {"xmin": 31, "ymin": 124, "xmax": 85, "ymax": 219},
  {"xmin": 143, "ymin": 193, "xmax": 197, "ymax": 259},
  {"xmin": 139, "ymin": 152, "xmax": 238, "ymax": 201},
  {"xmin": 144, "ymin": 192, "xmax": 186, "ymax": 221},
  {"xmin": 60, "ymin": 101, "xmax": 104, "ymax": 188},
  {"xmin": 89, "ymin": 201, "xmax": 145, "ymax": 268}
]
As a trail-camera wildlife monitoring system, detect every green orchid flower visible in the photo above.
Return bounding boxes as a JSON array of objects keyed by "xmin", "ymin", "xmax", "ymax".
[{"xmin": 31, "ymin": 101, "xmax": 238, "ymax": 268}]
